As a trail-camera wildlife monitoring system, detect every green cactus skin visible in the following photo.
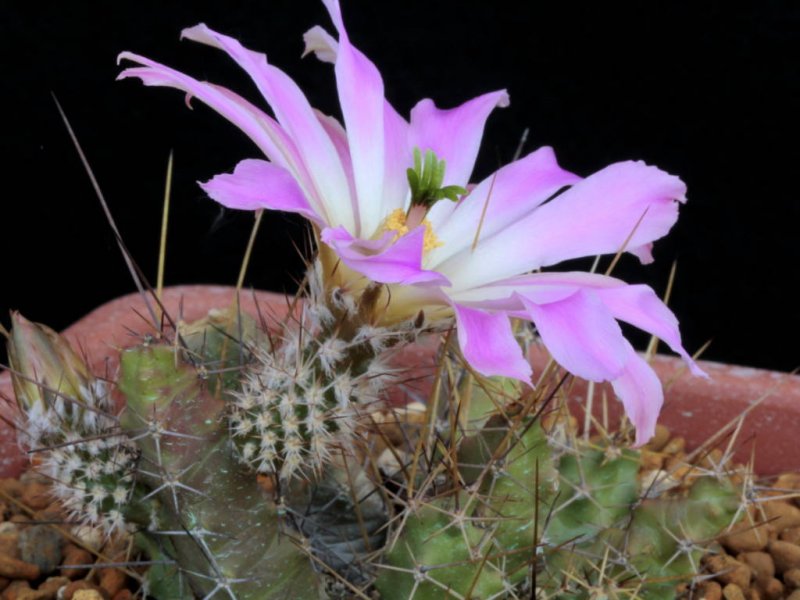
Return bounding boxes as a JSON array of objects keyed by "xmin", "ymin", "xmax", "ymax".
[
  {"xmin": 375, "ymin": 372, "xmax": 741, "ymax": 600},
  {"xmin": 8, "ymin": 306, "xmax": 744, "ymax": 600},
  {"xmin": 117, "ymin": 315, "xmax": 322, "ymax": 600}
]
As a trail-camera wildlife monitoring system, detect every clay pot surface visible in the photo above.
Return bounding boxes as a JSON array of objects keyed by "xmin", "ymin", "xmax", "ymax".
[{"xmin": 2, "ymin": 285, "xmax": 798, "ymax": 477}]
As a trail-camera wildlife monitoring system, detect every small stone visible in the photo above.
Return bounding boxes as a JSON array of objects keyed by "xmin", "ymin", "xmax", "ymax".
[
  {"xmin": 787, "ymin": 591, "xmax": 800, "ymax": 600},
  {"xmin": 695, "ymin": 580, "xmax": 723, "ymax": 600},
  {"xmin": 782, "ymin": 527, "xmax": 800, "ymax": 545},
  {"xmin": 59, "ymin": 545, "xmax": 93, "ymax": 579},
  {"xmin": 662, "ymin": 436, "xmax": 686, "ymax": 456},
  {"xmin": 16, "ymin": 588, "xmax": 56, "ymax": 600},
  {"xmin": 20, "ymin": 482, "xmax": 51, "ymax": 511},
  {"xmin": 639, "ymin": 449, "xmax": 664, "ymax": 471},
  {"xmin": 738, "ymin": 552, "xmax": 774, "ymax": 586},
  {"xmin": 774, "ymin": 473, "xmax": 800, "ymax": 491},
  {"xmin": 0, "ymin": 554, "xmax": 40, "ymax": 580},
  {"xmin": 62, "ymin": 582, "xmax": 108, "ymax": 600},
  {"xmin": 785, "ymin": 568, "xmax": 800, "ymax": 588},
  {"xmin": 755, "ymin": 577, "xmax": 784, "ymax": 600},
  {"xmin": 2, "ymin": 580, "xmax": 31, "ymax": 600},
  {"xmin": 72, "ymin": 592, "xmax": 105, "ymax": 600},
  {"xmin": 768, "ymin": 540, "xmax": 800, "ymax": 573},
  {"xmin": 722, "ymin": 583, "xmax": 746, "ymax": 600},
  {"xmin": 706, "ymin": 554, "xmax": 752, "ymax": 589},
  {"xmin": 763, "ymin": 501, "xmax": 800, "ymax": 533},
  {"xmin": 0, "ymin": 480, "xmax": 24, "ymax": 500},
  {"xmin": 0, "ymin": 578, "xmax": 8, "ymax": 594},
  {"xmin": 643, "ymin": 424, "xmax": 670, "ymax": 451},
  {"xmin": 699, "ymin": 448, "xmax": 725, "ymax": 470},
  {"xmin": 97, "ymin": 568, "xmax": 125, "ymax": 597},
  {"xmin": 746, "ymin": 588, "xmax": 761, "ymax": 600},
  {"xmin": 0, "ymin": 530, "xmax": 20, "ymax": 560},
  {"xmin": 111, "ymin": 591, "xmax": 131, "ymax": 600},
  {"xmin": 723, "ymin": 513, "xmax": 771, "ymax": 553},
  {"xmin": 18, "ymin": 525, "xmax": 63, "ymax": 576},
  {"xmin": 38, "ymin": 577, "xmax": 69, "ymax": 593}
]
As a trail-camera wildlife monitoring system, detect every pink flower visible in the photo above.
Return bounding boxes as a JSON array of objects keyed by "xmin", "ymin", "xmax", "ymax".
[{"xmin": 118, "ymin": 0, "xmax": 704, "ymax": 444}]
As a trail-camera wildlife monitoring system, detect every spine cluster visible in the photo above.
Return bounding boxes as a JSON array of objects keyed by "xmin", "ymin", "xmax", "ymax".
[
  {"xmin": 230, "ymin": 263, "xmax": 422, "ymax": 480},
  {"xmin": 20, "ymin": 379, "xmax": 138, "ymax": 536}
]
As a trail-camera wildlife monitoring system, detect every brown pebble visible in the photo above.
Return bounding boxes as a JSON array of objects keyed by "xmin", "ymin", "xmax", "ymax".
[
  {"xmin": 782, "ymin": 527, "xmax": 800, "ymax": 545},
  {"xmin": 746, "ymin": 588, "xmax": 761, "ymax": 600},
  {"xmin": 111, "ymin": 591, "xmax": 131, "ymax": 600},
  {"xmin": 662, "ymin": 436, "xmax": 686, "ymax": 456},
  {"xmin": 768, "ymin": 540, "xmax": 800, "ymax": 573},
  {"xmin": 699, "ymin": 448, "xmax": 725, "ymax": 470},
  {"xmin": 0, "ymin": 579, "xmax": 8, "ymax": 594},
  {"xmin": 785, "ymin": 568, "xmax": 800, "ymax": 589},
  {"xmin": 706, "ymin": 554, "xmax": 752, "ymax": 589},
  {"xmin": 16, "ymin": 588, "xmax": 57, "ymax": 600},
  {"xmin": 643, "ymin": 424, "xmax": 670, "ymax": 452},
  {"xmin": 0, "ymin": 554, "xmax": 40, "ymax": 580},
  {"xmin": 38, "ymin": 576, "xmax": 69, "ymax": 593},
  {"xmin": 60, "ymin": 544, "xmax": 93, "ymax": 579},
  {"xmin": 723, "ymin": 513, "xmax": 771, "ymax": 553},
  {"xmin": 774, "ymin": 473, "xmax": 800, "ymax": 491},
  {"xmin": 639, "ymin": 449, "xmax": 664, "ymax": 471},
  {"xmin": 97, "ymin": 569, "xmax": 125, "ymax": 597},
  {"xmin": 2, "ymin": 580, "xmax": 31, "ymax": 600},
  {"xmin": 0, "ymin": 480, "xmax": 24, "ymax": 500},
  {"xmin": 72, "ymin": 591, "xmax": 106, "ymax": 600},
  {"xmin": 763, "ymin": 501, "xmax": 800, "ymax": 533},
  {"xmin": 20, "ymin": 483, "xmax": 50, "ymax": 511},
  {"xmin": 787, "ymin": 591, "xmax": 800, "ymax": 600},
  {"xmin": 722, "ymin": 583, "xmax": 746, "ymax": 600},
  {"xmin": 0, "ymin": 532, "xmax": 20, "ymax": 560},
  {"xmin": 695, "ymin": 580, "xmax": 723, "ymax": 600},
  {"xmin": 62, "ymin": 582, "xmax": 108, "ymax": 600},
  {"xmin": 738, "ymin": 552, "xmax": 774, "ymax": 586},
  {"xmin": 755, "ymin": 577, "xmax": 784, "ymax": 600}
]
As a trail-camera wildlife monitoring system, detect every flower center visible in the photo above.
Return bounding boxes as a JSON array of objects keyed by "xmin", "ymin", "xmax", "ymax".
[{"xmin": 383, "ymin": 208, "xmax": 443, "ymax": 252}]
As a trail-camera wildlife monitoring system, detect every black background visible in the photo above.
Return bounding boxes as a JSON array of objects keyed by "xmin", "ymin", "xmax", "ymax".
[{"xmin": 1, "ymin": 1, "xmax": 798, "ymax": 371}]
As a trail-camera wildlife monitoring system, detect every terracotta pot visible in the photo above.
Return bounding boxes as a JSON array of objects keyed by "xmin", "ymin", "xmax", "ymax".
[{"xmin": 2, "ymin": 286, "xmax": 798, "ymax": 478}]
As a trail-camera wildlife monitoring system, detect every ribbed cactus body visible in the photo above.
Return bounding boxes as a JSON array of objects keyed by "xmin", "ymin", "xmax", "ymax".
[
  {"xmin": 117, "ymin": 312, "xmax": 323, "ymax": 599},
  {"xmin": 7, "ymin": 289, "xmax": 744, "ymax": 600}
]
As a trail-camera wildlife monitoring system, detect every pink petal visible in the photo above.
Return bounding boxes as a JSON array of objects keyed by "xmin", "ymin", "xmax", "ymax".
[
  {"xmin": 453, "ymin": 304, "xmax": 532, "ymax": 382},
  {"xmin": 409, "ymin": 91, "xmax": 510, "ymax": 188},
  {"xmin": 302, "ymin": 25, "xmax": 338, "ymax": 63},
  {"xmin": 321, "ymin": 226, "xmax": 449, "ymax": 286},
  {"xmin": 611, "ymin": 347, "xmax": 664, "ymax": 446},
  {"xmin": 118, "ymin": 53, "xmax": 298, "ymax": 172},
  {"xmin": 440, "ymin": 161, "xmax": 687, "ymax": 290},
  {"xmin": 594, "ymin": 284, "xmax": 706, "ymax": 377},
  {"xmin": 314, "ymin": 110, "xmax": 356, "ymax": 203},
  {"xmin": 449, "ymin": 270, "xmax": 703, "ymax": 377},
  {"xmin": 180, "ymin": 24, "xmax": 354, "ymax": 232},
  {"xmin": 321, "ymin": 0, "xmax": 388, "ymax": 238},
  {"xmin": 199, "ymin": 159, "xmax": 320, "ymax": 222},
  {"xmin": 305, "ymin": 13, "xmax": 411, "ymax": 230},
  {"xmin": 426, "ymin": 146, "xmax": 580, "ymax": 267},
  {"xmin": 382, "ymin": 101, "xmax": 412, "ymax": 216},
  {"xmin": 518, "ymin": 289, "xmax": 629, "ymax": 382}
]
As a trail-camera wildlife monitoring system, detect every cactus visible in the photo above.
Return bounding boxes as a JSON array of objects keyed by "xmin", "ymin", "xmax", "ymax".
[{"xmin": 6, "ymin": 279, "xmax": 746, "ymax": 599}]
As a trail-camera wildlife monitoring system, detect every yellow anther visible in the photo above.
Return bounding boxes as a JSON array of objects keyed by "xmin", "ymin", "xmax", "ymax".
[
  {"xmin": 422, "ymin": 222, "xmax": 443, "ymax": 252},
  {"xmin": 382, "ymin": 208, "xmax": 443, "ymax": 253},
  {"xmin": 384, "ymin": 208, "xmax": 409, "ymax": 238}
]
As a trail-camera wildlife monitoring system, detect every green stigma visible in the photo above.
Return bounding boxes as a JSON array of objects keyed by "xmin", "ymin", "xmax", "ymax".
[{"xmin": 406, "ymin": 148, "xmax": 467, "ymax": 207}]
